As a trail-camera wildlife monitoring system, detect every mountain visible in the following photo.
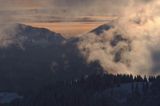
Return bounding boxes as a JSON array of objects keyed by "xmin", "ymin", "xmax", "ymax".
[
  {"xmin": 0, "ymin": 23, "xmax": 64, "ymax": 48},
  {"xmin": 0, "ymin": 23, "xmax": 104, "ymax": 94},
  {"xmin": 90, "ymin": 23, "xmax": 113, "ymax": 35},
  {"xmin": 78, "ymin": 22, "xmax": 133, "ymax": 74},
  {"xmin": 1, "ymin": 23, "xmax": 159, "ymax": 106},
  {"xmin": 79, "ymin": 20, "xmax": 160, "ymax": 76}
]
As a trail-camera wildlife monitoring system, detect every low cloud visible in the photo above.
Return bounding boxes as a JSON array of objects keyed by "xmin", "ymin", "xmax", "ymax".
[{"xmin": 78, "ymin": 0, "xmax": 160, "ymax": 76}]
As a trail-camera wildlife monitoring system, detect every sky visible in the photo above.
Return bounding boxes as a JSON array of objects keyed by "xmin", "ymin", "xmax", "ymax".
[
  {"xmin": 0, "ymin": 0, "xmax": 124, "ymax": 36},
  {"xmin": 0, "ymin": 0, "xmax": 129, "ymax": 23},
  {"xmin": 0, "ymin": 0, "xmax": 155, "ymax": 35},
  {"xmin": 0, "ymin": 0, "xmax": 153, "ymax": 23}
]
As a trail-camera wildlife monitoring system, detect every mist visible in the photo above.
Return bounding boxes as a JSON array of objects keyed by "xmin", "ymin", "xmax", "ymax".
[{"xmin": 78, "ymin": 0, "xmax": 160, "ymax": 76}]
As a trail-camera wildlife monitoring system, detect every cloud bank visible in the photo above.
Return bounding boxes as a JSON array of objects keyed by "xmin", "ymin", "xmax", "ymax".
[{"xmin": 0, "ymin": 0, "xmax": 156, "ymax": 22}]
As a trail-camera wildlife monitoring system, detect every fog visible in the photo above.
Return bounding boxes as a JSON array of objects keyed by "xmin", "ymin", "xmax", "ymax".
[{"xmin": 78, "ymin": 0, "xmax": 160, "ymax": 76}]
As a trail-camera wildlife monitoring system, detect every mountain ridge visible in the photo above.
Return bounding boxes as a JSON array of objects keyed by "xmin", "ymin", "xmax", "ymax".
[{"xmin": 0, "ymin": 23, "xmax": 104, "ymax": 93}]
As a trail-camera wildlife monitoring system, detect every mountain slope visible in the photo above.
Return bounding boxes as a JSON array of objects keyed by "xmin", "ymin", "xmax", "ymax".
[
  {"xmin": 78, "ymin": 22, "xmax": 137, "ymax": 74},
  {"xmin": 78, "ymin": 20, "xmax": 160, "ymax": 76},
  {"xmin": 0, "ymin": 23, "xmax": 64, "ymax": 48},
  {"xmin": 0, "ymin": 23, "xmax": 104, "ymax": 93},
  {"xmin": 90, "ymin": 23, "xmax": 113, "ymax": 35}
]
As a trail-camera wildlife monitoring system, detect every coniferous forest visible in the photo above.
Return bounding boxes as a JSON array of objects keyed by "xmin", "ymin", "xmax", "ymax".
[{"xmin": 2, "ymin": 73, "xmax": 160, "ymax": 106}]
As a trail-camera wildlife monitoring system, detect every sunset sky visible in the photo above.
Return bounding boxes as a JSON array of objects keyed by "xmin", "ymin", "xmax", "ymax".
[
  {"xmin": 0, "ymin": 0, "xmax": 153, "ymax": 22},
  {"xmin": 0, "ymin": 0, "xmax": 124, "ymax": 22},
  {"xmin": 0, "ymin": 0, "xmax": 120, "ymax": 36},
  {"xmin": 0, "ymin": 0, "xmax": 153, "ymax": 36}
]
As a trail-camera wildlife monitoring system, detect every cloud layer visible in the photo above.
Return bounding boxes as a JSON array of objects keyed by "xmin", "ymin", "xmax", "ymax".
[{"xmin": 0, "ymin": 0, "xmax": 155, "ymax": 23}]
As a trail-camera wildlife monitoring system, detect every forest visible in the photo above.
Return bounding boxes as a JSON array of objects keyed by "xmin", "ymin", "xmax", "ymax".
[{"xmin": 3, "ymin": 73, "xmax": 160, "ymax": 106}]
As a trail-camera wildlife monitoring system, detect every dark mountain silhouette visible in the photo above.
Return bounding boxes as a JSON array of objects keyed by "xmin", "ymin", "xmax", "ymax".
[
  {"xmin": 0, "ymin": 23, "xmax": 104, "ymax": 94},
  {"xmin": 90, "ymin": 23, "xmax": 113, "ymax": 35}
]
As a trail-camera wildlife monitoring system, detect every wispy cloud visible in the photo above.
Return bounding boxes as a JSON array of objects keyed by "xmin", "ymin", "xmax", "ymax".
[{"xmin": 0, "ymin": 0, "xmax": 157, "ymax": 23}]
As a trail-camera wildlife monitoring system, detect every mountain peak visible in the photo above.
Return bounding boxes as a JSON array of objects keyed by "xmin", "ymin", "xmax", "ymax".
[
  {"xmin": 0, "ymin": 23, "xmax": 65, "ymax": 48},
  {"xmin": 90, "ymin": 23, "xmax": 114, "ymax": 35}
]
